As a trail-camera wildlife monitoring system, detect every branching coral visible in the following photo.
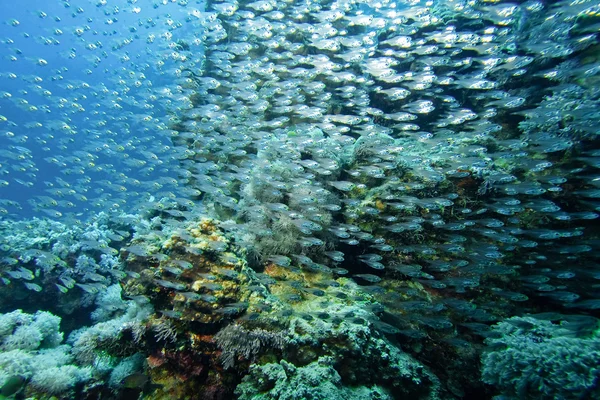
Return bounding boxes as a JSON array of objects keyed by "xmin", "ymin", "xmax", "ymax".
[
  {"xmin": 215, "ymin": 323, "xmax": 287, "ymax": 369},
  {"xmin": 481, "ymin": 316, "xmax": 600, "ymax": 399},
  {"xmin": 152, "ymin": 318, "xmax": 178, "ymax": 343}
]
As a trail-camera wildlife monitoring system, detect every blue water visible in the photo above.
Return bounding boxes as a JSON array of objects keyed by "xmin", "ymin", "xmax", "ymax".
[{"xmin": 0, "ymin": 0, "xmax": 194, "ymax": 218}]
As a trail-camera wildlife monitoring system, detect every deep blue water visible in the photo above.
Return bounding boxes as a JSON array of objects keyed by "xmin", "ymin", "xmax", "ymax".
[{"xmin": 0, "ymin": 0, "xmax": 200, "ymax": 218}]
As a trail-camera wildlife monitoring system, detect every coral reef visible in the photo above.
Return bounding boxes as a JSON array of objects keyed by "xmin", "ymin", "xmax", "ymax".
[
  {"xmin": 0, "ymin": 212, "xmax": 136, "ymax": 320},
  {"xmin": 236, "ymin": 357, "xmax": 393, "ymax": 400},
  {"xmin": 215, "ymin": 324, "xmax": 287, "ymax": 369},
  {"xmin": 68, "ymin": 284, "xmax": 152, "ymax": 365},
  {"xmin": 481, "ymin": 315, "xmax": 600, "ymax": 399},
  {"xmin": 0, "ymin": 0, "xmax": 600, "ymax": 399},
  {"xmin": 0, "ymin": 310, "xmax": 92, "ymax": 397}
]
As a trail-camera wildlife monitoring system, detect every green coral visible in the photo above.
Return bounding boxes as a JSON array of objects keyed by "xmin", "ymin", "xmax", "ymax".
[
  {"xmin": 235, "ymin": 356, "xmax": 392, "ymax": 400},
  {"xmin": 481, "ymin": 316, "xmax": 600, "ymax": 399}
]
